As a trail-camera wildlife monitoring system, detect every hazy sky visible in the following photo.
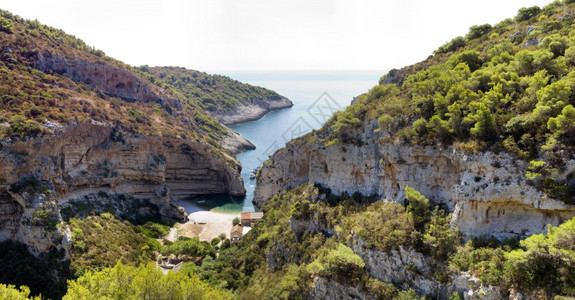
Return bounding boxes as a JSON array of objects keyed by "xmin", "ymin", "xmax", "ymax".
[{"xmin": 2, "ymin": 0, "xmax": 556, "ymax": 72}]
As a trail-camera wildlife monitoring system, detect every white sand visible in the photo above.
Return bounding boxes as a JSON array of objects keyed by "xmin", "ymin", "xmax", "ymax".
[{"xmin": 185, "ymin": 211, "xmax": 240, "ymax": 241}]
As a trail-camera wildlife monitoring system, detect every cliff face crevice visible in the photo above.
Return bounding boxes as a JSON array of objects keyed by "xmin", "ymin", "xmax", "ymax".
[
  {"xmin": 0, "ymin": 190, "xmax": 23, "ymax": 241},
  {"xmin": 0, "ymin": 124, "xmax": 245, "ymax": 253},
  {"xmin": 255, "ymin": 121, "xmax": 575, "ymax": 239}
]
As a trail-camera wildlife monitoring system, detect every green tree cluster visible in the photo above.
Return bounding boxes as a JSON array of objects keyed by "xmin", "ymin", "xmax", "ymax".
[
  {"xmin": 63, "ymin": 262, "xmax": 230, "ymax": 300},
  {"xmin": 451, "ymin": 217, "xmax": 575, "ymax": 298},
  {"xmin": 317, "ymin": 2, "xmax": 575, "ymax": 203}
]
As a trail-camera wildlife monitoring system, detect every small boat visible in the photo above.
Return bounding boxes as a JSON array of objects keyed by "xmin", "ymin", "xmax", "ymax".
[
  {"xmin": 197, "ymin": 200, "xmax": 206, "ymax": 204},
  {"xmin": 249, "ymin": 172, "xmax": 256, "ymax": 180}
]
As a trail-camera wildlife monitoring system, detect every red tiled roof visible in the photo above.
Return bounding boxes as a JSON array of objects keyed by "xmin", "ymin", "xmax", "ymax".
[
  {"xmin": 231, "ymin": 224, "xmax": 243, "ymax": 234},
  {"xmin": 241, "ymin": 212, "xmax": 251, "ymax": 220}
]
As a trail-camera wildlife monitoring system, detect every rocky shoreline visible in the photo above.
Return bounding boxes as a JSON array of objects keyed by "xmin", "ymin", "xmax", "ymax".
[{"xmin": 209, "ymin": 97, "xmax": 293, "ymax": 125}]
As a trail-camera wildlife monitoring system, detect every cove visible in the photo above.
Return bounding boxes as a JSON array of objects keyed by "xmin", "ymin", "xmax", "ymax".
[{"xmin": 180, "ymin": 71, "xmax": 383, "ymax": 214}]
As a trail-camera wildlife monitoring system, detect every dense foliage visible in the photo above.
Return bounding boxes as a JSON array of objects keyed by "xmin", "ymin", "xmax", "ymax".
[
  {"xmin": 63, "ymin": 262, "xmax": 230, "ymax": 300},
  {"xmin": 0, "ymin": 284, "xmax": 40, "ymax": 300},
  {"xmin": 159, "ymin": 236, "xmax": 216, "ymax": 258},
  {"xmin": 450, "ymin": 217, "xmax": 575, "ymax": 298},
  {"xmin": 322, "ymin": 0, "xmax": 575, "ymax": 204},
  {"xmin": 6, "ymin": 2, "xmax": 575, "ymax": 299},
  {"xmin": 175, "ymin": 184, "xmax": 458, "ymax": 299},
  {"xmin": 68, "ymin": 213, "xmax": 158, "ymax": 277},
  {"xmin": 145, "ymin": 66, "xmax": 283, "ymax": 113}
]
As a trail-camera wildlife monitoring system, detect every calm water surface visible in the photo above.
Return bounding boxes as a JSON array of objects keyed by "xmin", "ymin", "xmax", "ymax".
[{"xmin": 179, "ymin": 71, "xmax": 384, "ymax": 214}]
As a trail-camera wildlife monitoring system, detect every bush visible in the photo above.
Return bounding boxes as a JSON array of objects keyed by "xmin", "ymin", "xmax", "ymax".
[
  {"xmin": 138, "ymin": 221, "xmax": 170, "ymax": 238},
  {"xmin": 0, "ymin": 284, "xmax": 40, "ymax": 300},
  {"xmin": 63, "ymin": 262, "xmax": 229, "ymax": 299},
  {"xmin": 0, "ymin": 17, "xmax": 13, "ymax": 34},
  {"xmin": 405, "ymin": 186, "xmax": 430, "ymax": 230},
  {"xmin": 160, "ymin": 237, "xmax": 216, "ymax": 258},
  {"xmin": 466, "ymin": 24, "xmax": 492, "ymax": 40},
  {"xmin": 435, "ymin": 36, "xmax": 466, "ymax": 54},
  {"xmin": 316, "ymin": 243, "xmax": 365, "ymax": 283},
  {"xmin": 516, "ymin": 6, "xmax": 542, "ymax": 22}
]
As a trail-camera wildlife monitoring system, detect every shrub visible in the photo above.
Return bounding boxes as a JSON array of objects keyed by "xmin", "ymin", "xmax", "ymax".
[
  {"xmin": 0, "ymin": 284, "xmax": 41, "ymax": 300},
  {"xmin": 405, "ymin": 186, "xmax": 430, "ymax": 230},
  {"xmin": 466, "ymin": 24, "xmax": 493, "ymax": 40},
  {"xmin": 516, "ymin": 6, "xmax": 542, "ymax": 22},
  {"xmin": 160, "ymin": 237, "xmax": 216, "ymax": 258},
  {"xmin": 0, "ymin": 17, "xmax": 13, "ymax": 34},
  {"xmin": 63, "ymin": 262, "xmax": 229, "ymax": 299},
  {"xmin": 435, "ymin": 36, "xmax": 466, "ymax": 54},
  {"xmin": 316, "ymin": 243, "xmax": 365, "ymax": 282}
]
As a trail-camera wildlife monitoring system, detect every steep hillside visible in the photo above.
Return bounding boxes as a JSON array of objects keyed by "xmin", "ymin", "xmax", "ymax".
[
  {"xmin": 0, "ymin": 8, "xmax": 282, "ymax": 269},
  {"xmin": 256, "ymin": 1, "xmax": 575, "ymax": 240},
  {"xmin": 146, "ymin": 66, "xmax": 292, "ymax": 125}
]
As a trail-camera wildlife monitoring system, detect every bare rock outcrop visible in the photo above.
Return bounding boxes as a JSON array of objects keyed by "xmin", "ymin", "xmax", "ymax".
[
  {"xmin": 210, "ymin": 97, "xmax": 293, "ymax": 125},
  {"xmin": 0, "ymin": 123, "xmax": 245, "ymax": 254},
  {"xmin": 255, "ymin": 119, "xmax": 575, "ymax": 239},
  {"xmin": 34, "ymin": 52, "xmax": 182, "ymax": 110}
]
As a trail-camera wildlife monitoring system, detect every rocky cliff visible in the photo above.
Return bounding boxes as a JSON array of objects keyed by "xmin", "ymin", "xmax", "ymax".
[
  {"xmin": 34, "ymin": 52, "xmax": 181, "ymax": 109},
  {"xmin": 31, "ymin": 52, "xmax": 255, "ymax": 154},
  {"xmin": 210, "ymin": 97, "xmax": 293, "ymax": 125},
  {"xmin": 255, "ymin": 119, "xmax": 575, "ymax": 239},
  {"xmin": 0, "ymin": 123, "xmax": 244, "ymax": 254}
]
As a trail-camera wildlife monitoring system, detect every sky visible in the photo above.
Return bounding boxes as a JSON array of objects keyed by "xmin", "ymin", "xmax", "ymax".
[{"xmin": 1, "ymin": 0, "xmax": 557, "ymax": 72}]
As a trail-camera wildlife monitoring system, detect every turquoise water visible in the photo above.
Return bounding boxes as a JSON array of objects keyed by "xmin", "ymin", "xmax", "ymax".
[{"xmin": 179, "ymin": 71, "xmax": 384, "ymax": 214}]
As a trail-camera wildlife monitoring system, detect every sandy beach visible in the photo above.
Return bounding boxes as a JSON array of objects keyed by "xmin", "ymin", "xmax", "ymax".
[
  {"xmin": 165, "ymin": 207, "xmax": 240, "ymax": 242},
  {"xmin": 185, "ymin": 210, "xmax": 239, "ymax": 241}
]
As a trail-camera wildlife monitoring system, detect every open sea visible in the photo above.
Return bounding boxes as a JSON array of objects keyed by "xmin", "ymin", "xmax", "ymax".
[{"xmin": 179, "ymin": 70, "xmax": 385, "ymax": 214}]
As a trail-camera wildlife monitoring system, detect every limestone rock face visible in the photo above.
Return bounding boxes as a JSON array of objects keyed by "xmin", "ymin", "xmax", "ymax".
[
  {"xmin": 34, "ymin": 52, "xmax": 181, "ymax": 110},
  {"xmin": 351, "ymin": 237, "xmax": 445, "ymax": 297},
  {"xmin": 0, "ymin": 123, "xmax": 245, "ymax": 254},
  {"xmin": 210, "ymin": 97, "xmax": 293, "ymax": 125},
  {"xmin": 255, "ymin": 120, "xmax": 575, "ymax": 239},
  {"xmin": 309, "ymin": 277, "xmax": 374, "ymax": 300}
]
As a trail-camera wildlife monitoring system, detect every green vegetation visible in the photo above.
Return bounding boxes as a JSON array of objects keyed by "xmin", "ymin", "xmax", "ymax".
[
  {"xmin": 144, "ymin": 66, "xmax": 284, "ymax": 113},
  {"xmin": 7, "ymin": 182, "xmax": 575, "ymax": 299},
  {"xmin": 5, "ymin": 2, "xmax": 575, "ymax": 299},
  {"xmin": 180, "ymin": 184, "xmax": 460, "ymax": 298},
  {"xmin": 450, "ymin": 218, "xmax": 575, "ymax": 298},
  {"xmin": 320, "ymin": 1, "xmax": 575, "ymax": 204},
  {"xmin": 160, "ymin": 237, "xmax": 216, "ymax": 258},
  {"xmin": 0, "ymin": 284, "xmax": 40, "ymax": 300},
  {"xmin": 0, "ymin": 8, "xmax": 284, "ymax": 160},
  {"xmin": 63, "ymin": 262, "xmax": 229, "ymax": 300},
  {"xmin": 68, "ymin": 214, "xmax": 158, "ymax": 277}
]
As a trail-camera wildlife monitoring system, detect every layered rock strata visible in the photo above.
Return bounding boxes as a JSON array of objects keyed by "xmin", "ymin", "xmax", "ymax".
[
  {"xmin": 0, "ymin": 124, "xmax": 245, "ymax": 254},
  {"xmin": 255, "ymin": 120, "xmax": 575, "ymax": 239}
]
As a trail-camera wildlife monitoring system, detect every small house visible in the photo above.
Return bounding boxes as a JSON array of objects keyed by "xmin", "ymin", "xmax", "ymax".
[
  {"xmin": 230, "ymin": 224, "xmax": 243, "ymax": 244},
  {"xmin": 240, "ymin": 212, "xmax": 263, "ymax": 227}
]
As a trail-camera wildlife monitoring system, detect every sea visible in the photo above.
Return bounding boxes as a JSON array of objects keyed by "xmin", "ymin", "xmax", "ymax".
[{"xmin": 178, "ymin": 70, "xmax": 385, "ymax": 214}]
